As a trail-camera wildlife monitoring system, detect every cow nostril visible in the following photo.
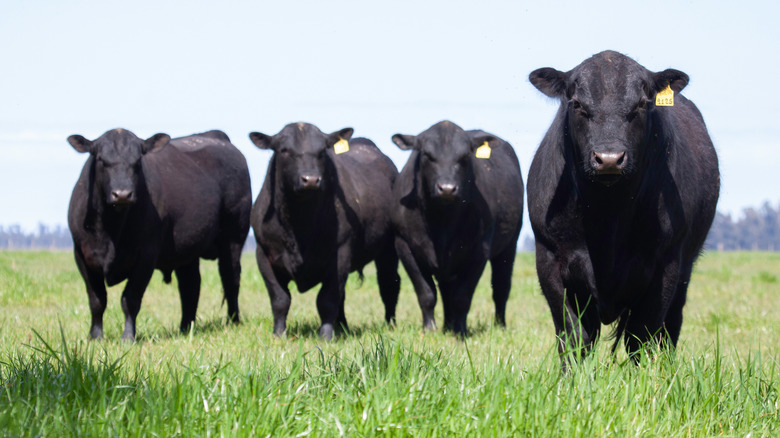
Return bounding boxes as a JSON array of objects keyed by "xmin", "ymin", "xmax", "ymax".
[
  {"xmin": 436, "ymin": 183, "xmax": 457, "ymax": 196},
  {"xmin": 594, "ymin": 155, "xmax": 603, "ymax": 165},
  {"xmin": 300, "ymin": 174, "xmax": 321, "ymax": 189},
  {"xmin": 616, "ymin": 152, "xmax": 625, "ymax": 166},
  {"xmin": 111, "ymin": 190, "xmax": 133, "ymax": 203}
]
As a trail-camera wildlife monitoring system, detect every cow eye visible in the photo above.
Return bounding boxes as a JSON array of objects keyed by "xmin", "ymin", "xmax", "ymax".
[
  {"xmin": 627, "ymin": 99, "xmax": 650, "ymax": 122},
  {"xmin": 569, "ymin": 99, "xmax": 589, "ymax": 118},
  {"xmin": 423, "ymin": 151, "xmax": 436, "ymax": 163}
]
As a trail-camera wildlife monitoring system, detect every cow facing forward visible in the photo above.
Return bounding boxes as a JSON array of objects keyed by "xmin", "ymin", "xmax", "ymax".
[
  {"xmin": 250, "ymin": 122, "xmax": 400, "ymax": 340},
  {"xmin": 392, "ymin": 121, "xmax": 524, "ymax": 336},
  {"xmin": 68, "ymin": 129, "xmax": 252, "ymax": 341},
  {"xmin": 527, "ymin": 51, "xmax": 719, "ymax": 360}
]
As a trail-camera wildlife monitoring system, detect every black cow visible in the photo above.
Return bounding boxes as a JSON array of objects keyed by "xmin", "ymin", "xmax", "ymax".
[
  {"xmin": 250, "ymin": 122, "xmax": 400, "ymax": 340},
  {"xmin": 68, "ymin": 129, "xmax": 252, "ymax": 342},
  {"xmin": 392, "ymin": 121, "xmax": 524, "ymax": 336},
  {"xmin": 527, "ymin": 51, "xmax": 719, "ymax": 360}
]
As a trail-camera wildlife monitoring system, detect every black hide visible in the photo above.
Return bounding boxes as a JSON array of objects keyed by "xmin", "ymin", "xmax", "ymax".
[
  {"xmin": 527, "ymin": 51, "xmax": 719, "ymax": 362},
  {"xmin": 68, "ymin": 129, "xmax": 252, "ymax": 341},
  {"xmin": 392, "ymin": 121, "xmax": 524, "ymax": 336},
  {"xmin": 250, "ymin": 122, "xmax": 400, "ymax": 340}
]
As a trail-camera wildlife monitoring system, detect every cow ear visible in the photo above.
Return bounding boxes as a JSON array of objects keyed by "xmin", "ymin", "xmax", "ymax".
[
  {"xmin": 529, "ymin": 67, "xmax": 567, "ymax": 98},
  {"xmin": 249, "ymin": 132, "xmax": 274, "ymax": 150},
  {"xmin": 653, "ymin": 69, "xmax": 689, "ymax": 94},
  {"xmin": 392, "ymin": 134, "xmax": 417, "ymax": 151},
  {"xmin": 471, "ymin": 134, "xmax": 500, "ymax": 151},
  {"xmin": 68, "ymin": 135, "xmax": 93, "ymax": 154},
  {"xmin": 327, "ymin": 127, "xmax": 354, "ymax": 146},
  {"xmin": 143, "ymin": 133, "xmax": 170, "ymax": 154}
]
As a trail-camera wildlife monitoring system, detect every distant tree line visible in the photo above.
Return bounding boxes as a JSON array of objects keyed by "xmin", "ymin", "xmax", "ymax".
[
  {"xmin": 0, "ymin": 223, "xmax": 259, "ymax": 252},
  {"xmin": 0, "ymin": 224, "xmax": 72, "ymax": 250},
  {"xmin": 522, "ymin": 200, "xmax": 780, "ymax": 253},
  {"xmin": 3, "ymin": 201, "xmax": 780, "ymax": 251},
  {"xmin": 704, "ymin": 201, "xmax": 780, "ymax": 251}
]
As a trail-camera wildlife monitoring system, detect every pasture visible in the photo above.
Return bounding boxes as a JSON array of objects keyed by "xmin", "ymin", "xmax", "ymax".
[{"xmin": 0, "ymin": 250, "xmax": 778, "ymax": 436}]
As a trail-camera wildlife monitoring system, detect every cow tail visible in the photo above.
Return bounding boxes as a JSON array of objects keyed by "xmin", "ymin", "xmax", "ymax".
[{"xmin": 611, "ymin": 311, "xmax": 630, "ymax": 354}]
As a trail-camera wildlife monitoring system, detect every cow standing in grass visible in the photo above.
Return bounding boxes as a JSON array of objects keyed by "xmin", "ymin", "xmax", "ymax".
[
  {"xmin": 68, "ymin": 129, "xmax": 252, "ymax": 342},
  {"xmin": 250, "ymin": 122, "xmax": 400, "ymax": 340},
  {"xmin": 527, "ymin": 51, "xmax": 719, "ymax": 360},
  {"xmin": 391, "ymin": 121, "xmax": 524, "ymax": 336}
]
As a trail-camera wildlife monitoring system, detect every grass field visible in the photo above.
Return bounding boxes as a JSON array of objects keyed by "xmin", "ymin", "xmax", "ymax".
[{"xmin": 0, "ymin": 250, "xmax": 778, "ymax": 436}]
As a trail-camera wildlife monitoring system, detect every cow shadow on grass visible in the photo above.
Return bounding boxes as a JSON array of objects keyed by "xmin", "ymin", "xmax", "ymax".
[
  {"xmin": 280, "ymin": 318, "xmax": 506, "ymax": 341},
  {"xmin": 134, "ymin": 316, "xmax": 240, "ymax": 343},
  {"xmin": 460, "ymin": 319, "xmax": 508, "ymax": 339},
  {"xmin": 280, "ymin": 319, "xmax": 396, "ymax": 342}
]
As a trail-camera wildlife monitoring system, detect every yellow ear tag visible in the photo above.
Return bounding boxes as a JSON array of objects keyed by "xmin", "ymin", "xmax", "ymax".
[
  {"xmin": 655, "ymin": 84, "xmax": 674, "ymax": 107},
  {"xmin": 334, "ymin": 138, "xmax": 349, "ymax": 154},
  {"xmin": 475, "ymin": 141, "xmax": 491, "ymax": 159}
]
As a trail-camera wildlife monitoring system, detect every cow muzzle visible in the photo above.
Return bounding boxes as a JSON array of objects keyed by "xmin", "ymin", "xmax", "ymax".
[
  {"xmin": 434, "ymin": 182, "xmax": 459, "ymax": 202},
  {"xmin": 590, "ymin": 151, "xmax": 625, "ymax": 174},
  {"xmin": 109, "ymin": 189, "xmax": 134, "ymax": 207},
  {"xmin": 298, "ymin": 174, "xmax": 322, "ymax": 191},
  {"xmin": 589, "ymin": 151, "xmax": 627, "ymax": 186}
]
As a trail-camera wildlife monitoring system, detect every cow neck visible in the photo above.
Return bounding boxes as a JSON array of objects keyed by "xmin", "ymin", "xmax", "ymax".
[
  {"xmin": 283, "ymin": 190, "xmax": 329, "ymax": 225},
  {"xmin": 422, "ymin": 190, "xmax": 482, "ymax": 245},
  {"xmin": 276, "ymin": 183, "xmax": 332, "ymax": 248},
  {"xmin": 423, "ymin": 194, "xmax": 469, "ymax": 222}
]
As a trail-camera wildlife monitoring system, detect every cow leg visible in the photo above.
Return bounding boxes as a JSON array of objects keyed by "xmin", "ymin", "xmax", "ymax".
[
  {"xmin": 395, "ymin": 236, "xmax": 437, "ymax": 330},
  {"xmin": 490, "ymin": 245, "xmax": 517, "ymax": 327},
  {"xmin": 565, "ymin": 284, "xmax": 601, "ymax": 355},
  {"xmin": 218, "ymin": 240, "xmax": 243, "ymax": 324},
  {"xmin": 663, "ymin": 260, "xmax": 693, "ymax": 347},
  {"xmin": 375, "ymin": 244, "xmax": 401, "ymax": 326},
  {"xmin": 74, "ymin": 247, "xmax": 108, "ymax": 340},
  {"xmin": 536, "ymin": 243, "xmax": 599, "ymax": 365},
  {"xmin": 316, "ymin": 269, "xmax": 348, "ymax": 341},
  {"xmin": 120, "ymin": 264, "xmax": 156, "ymax": 342},
  {"xmin": 318, "ymin": 243, "xmax": 355, "ymax": 340},
  {"xmin": 440, "ymin": 258, "xmax": 487, "ymax": 337},
  {"xmin": 624, "ymin": 255, "xmax": 682, "ymax": 359},
  {"xmin": 256, "ymin": 246, "xmax": 292, "ymax": 337},
  {"xmin": 175, "ymin": 259, "xmax": 201, "ymax": 334},
  {"xmin": 337, "ymin": 285, "xmax": 349, "ymax": 333}
]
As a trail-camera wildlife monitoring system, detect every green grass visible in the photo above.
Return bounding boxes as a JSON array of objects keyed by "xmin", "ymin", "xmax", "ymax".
[{"xmin": 0, "ymin": 251, "xmax": 778, "ymax": 436}]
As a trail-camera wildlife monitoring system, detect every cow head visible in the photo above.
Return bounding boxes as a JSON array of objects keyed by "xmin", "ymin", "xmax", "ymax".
[
  {"xmin": 68, "ymin": 129, "xmax": 170, "ymax": 209},
  {"xmin": 393, "ymin": 121, "xmax": 495, "ymax": 204},
  {"xmin": 250, "ymin": 122, "xmax": 353, "ymax": 197},
  {"xmin": 530, "ymin": 50, "xmax": 688, "ymax": 187}
]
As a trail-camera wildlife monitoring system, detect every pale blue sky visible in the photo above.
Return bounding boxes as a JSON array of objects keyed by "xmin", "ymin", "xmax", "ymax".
[{"xmin": 1, "ymin": 1, "xmax": 778, "ymax": 239}]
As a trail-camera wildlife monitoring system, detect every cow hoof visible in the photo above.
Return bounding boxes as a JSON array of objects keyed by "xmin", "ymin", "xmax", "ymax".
[
  {"xmin": 120, "ymin": 334, "xmax": 136, "ymax": 344},
  {"xmin": 386, "ymin": 317, "xmax": 397, "ymax": 329},
  {"xmin": 89, "ymin": 327, "xmax": 104, "ymax": 340},
  {"xmin": 180, "ymin": 322, "xmax": 195, "ymax": 334},
  {"xmin": 319, "ymin": 324, "xmax": 335, "ymax": 341}
]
